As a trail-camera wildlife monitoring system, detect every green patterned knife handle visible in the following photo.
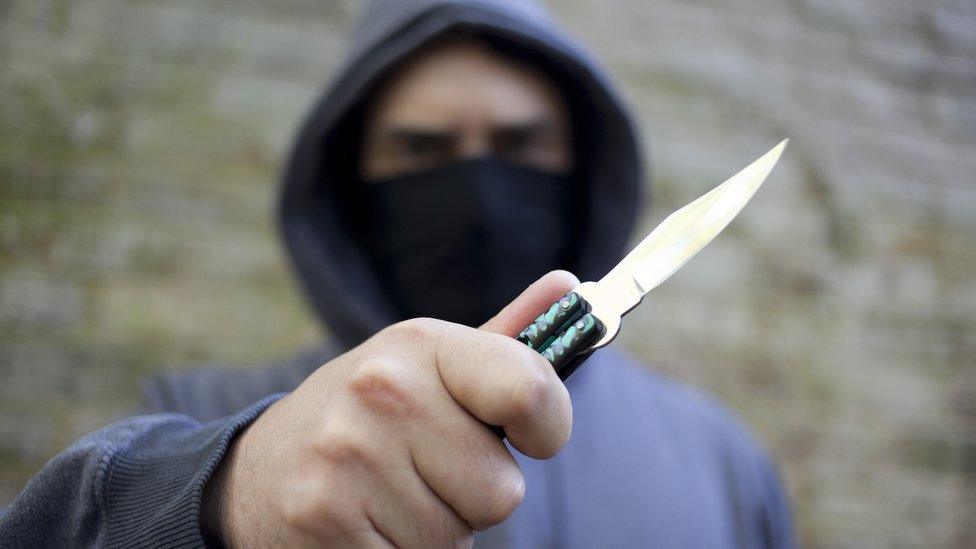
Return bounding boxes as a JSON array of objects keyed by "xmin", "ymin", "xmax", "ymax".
[
  {"xmin": 516, "ymin": 292, "xmax": 585, "ymax": 351},
  {"xmin": 541, "ymin": 313, "xmax": 604, "ymax": 376}
]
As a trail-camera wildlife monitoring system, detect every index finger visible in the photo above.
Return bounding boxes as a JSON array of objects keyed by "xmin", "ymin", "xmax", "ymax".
[{"xmin": 480, "ymin": 270, "xmax": 580, "ymax": 337}]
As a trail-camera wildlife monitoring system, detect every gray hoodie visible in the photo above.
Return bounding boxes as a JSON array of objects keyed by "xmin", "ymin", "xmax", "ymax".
[{"xmin": 0, "ymin": 1, "xmax": 794, "ymax": 546}]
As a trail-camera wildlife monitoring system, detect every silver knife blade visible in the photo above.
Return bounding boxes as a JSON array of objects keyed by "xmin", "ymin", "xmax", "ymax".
[{"xmin": 576, "ymin": 139, "xmax": 788, "ymax": 348}]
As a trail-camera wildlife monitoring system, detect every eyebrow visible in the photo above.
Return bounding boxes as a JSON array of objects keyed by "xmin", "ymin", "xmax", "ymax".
[
  {"xmin": 491, "ymin": 119, "xmax": 556, "ymax": 139},
  {"xmin": 387, "ymin": 126, "xmax": 459, "ymax": 144}
]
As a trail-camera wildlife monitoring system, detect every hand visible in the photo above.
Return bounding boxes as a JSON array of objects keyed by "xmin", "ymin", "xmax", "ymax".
[{"xmin": 202, "ymin": 271, "xmax": 580, "ymax": 547}]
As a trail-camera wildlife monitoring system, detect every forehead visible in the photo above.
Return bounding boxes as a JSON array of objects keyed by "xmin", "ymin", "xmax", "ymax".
[{"xmin": 366, "ymin": 37, "xmax": 567, "ymax": 128}]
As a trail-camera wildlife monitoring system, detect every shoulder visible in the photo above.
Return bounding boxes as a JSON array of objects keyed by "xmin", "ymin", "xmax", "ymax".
[{"xmin": 142, "ymin": 345, "xmax": 337, "ymax": 422}]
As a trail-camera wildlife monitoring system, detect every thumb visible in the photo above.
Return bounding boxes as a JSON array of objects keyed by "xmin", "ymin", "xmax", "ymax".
[{"xmin": 480, "ymin": 270, "xmax": 581, "ymax": 337}]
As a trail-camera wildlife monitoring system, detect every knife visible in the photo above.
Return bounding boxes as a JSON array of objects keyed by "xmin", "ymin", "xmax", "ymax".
[{"xmin": 517, "ymin": 140, "xmax": 788, "ymax": 381}]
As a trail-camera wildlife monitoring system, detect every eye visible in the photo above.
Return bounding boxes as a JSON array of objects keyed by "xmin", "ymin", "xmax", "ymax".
[
  {"xmin": 398, "ymin": 134, "xmax": 454, "ymax": 160},
  {"xmin": 494, "ymin": 130, "xmax": 533, "ymax": 156},
  {"xmin": 492, "ymin": 123, "xmax": 552, "ymax": 159}
]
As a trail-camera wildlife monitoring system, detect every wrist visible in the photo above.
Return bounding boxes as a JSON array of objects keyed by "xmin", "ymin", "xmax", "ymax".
[
  {"xmin": 201, "ymin": 432, "xmax": 244, "ymax": 546},
  {"xmin": 200, "ymin": 422, "xmax": 250, "ymax": 547},
  {"xmin": 197, "ymin": 394, "xmax": 286, "ymax": 547}
]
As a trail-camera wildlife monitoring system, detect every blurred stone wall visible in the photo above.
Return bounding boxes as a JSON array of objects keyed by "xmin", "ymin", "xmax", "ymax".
[{"xmin": 1, "ymin": 0, "xmax": 973, "ymax": 547}]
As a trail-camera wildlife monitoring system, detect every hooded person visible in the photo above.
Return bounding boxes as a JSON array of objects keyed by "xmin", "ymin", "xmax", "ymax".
[{"xmin": 0, "ymin": 0, "xmax": 794, "ymax": 547}]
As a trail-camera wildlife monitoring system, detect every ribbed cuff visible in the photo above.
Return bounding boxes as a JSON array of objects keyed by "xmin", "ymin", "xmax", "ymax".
[{"xmin": 100, "ymin": 394, "xmax": 285, "ymax": 547}]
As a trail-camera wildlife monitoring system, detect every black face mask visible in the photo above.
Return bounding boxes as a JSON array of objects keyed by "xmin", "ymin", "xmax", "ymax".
[{"xmin": 361, "ymin": 157, "xmax": 574, "ymax": 327}]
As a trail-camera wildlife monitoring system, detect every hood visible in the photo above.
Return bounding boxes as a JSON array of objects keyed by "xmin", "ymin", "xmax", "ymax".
[{"xmin": 279, "ymin": 0, "xmax": 645, "ymax": 349}]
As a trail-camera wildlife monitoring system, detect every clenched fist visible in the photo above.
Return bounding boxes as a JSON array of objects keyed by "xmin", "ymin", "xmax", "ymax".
[{"xmin": 202, "ymin": 271, "xmax": 579, "ymax": 547}]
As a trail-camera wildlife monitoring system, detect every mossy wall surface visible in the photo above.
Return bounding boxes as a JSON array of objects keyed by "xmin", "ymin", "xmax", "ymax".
[{"xmin": 2, "ymin": 1, "xmax": 974, "ymax": 546}]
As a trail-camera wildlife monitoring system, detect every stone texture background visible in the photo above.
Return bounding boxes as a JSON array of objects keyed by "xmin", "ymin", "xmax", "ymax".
[{"xmin": 1, "ymin": 0, "xmax": 974, "ymax": 546}]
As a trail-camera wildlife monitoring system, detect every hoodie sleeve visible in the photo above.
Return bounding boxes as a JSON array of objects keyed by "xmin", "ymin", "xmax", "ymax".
[{"xmin": 0, "ymin": 394, "xmax": 283, "ymax": 547}]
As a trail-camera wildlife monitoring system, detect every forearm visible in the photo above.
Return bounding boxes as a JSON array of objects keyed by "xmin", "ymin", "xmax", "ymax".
[{"xmin": 0, "ymin": 394, "xmax": 284, "ymax": 547}]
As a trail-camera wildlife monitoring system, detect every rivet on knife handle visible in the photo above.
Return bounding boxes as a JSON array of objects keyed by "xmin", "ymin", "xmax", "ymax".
[
  {"xmin": 542, "ymin": 313, "xmax": 604, "ymax": 374},
  {"xmin": 517, "ymin": 292, "xmax": 584, "ymax": 351}
]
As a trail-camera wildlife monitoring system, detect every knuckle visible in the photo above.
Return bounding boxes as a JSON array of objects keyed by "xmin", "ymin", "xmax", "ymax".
[
  {"xmin": 388, "ymin": 317, "xmax": 441, "ymax": 344},
  {"xmin": 456, "ymin": 533, "xmax": 476, "ymax": 549},
  {"xmin": 313, "ymin": 419, "xmax": 375, "ymax": 467},
  {"xmin": 477, "ymin": 470, "xmax": 526, "ymax": 528},
  {"xmin": 505, "ymin": 357, "xmax": 551, "ymax": 421},
  {"xmin": 280, "ymin": 477, "xmax": 345, "ymax": 536},
  {"xmin": 422, "ymin": 512, "xmax": 473, "ymax": 548},
  {"xmin": 553, "ymin": 384, "xmax": 573, "ymax": 447},
  {"xmin": 348, "ymin": 357, "xmax": 421, "ymax": 419}
]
